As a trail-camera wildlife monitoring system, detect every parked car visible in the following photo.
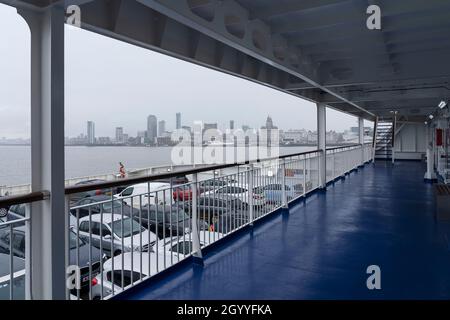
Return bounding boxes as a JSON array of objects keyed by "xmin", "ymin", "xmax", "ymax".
[
  {"xmin": 0, "ymin": 253, "xmax": 25, "ymax": 300},
  {"xmin": 180, "ymin": 195, "xmax": 246, "ymax": 221},
  {"xmin": 75, "ymin": 214, "xmax": 157, "ymax": 257},
  {"xmin": 137, "ymin": 204, "xmax": 207, "ymax": 239},
  {"xmin": 115, "ymin": 182, "xmax": 172, "ymax": 207},
  {"xmin": 69, "ymin": 179, "xmax": 112, "ymax": 204},
  {"xmin": 70, "ymin": 195, "xmax": 139, "ymax": 219},
  {"xmin": 172, "ymin": 185, "xmax": 205, "ymax": 201},
  {"xmin": 198, "ymin": 179, "xmax": 234, "ymax": 192},
  {"xmin": 259, "ymin": 183, "xmax": 299, "ymax": 204},
  {"xmin": 0, "ymin": 226, "xmax": 103, "ymax": 290},
  {"xmin": 91, "ymin": 251, "xmax": 173, "ymax": 299},
  {"xmin": 155, "ymin": 231, "xmax": 224, "ymax": 263},
  {"xmin": 202, "ymin": 184, "xmax": 266, "ymax": 207}
]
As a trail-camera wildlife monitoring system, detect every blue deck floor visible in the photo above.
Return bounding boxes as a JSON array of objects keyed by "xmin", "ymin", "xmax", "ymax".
[{"xmin": 123, "ymin": 161, "xmax": 450, "ymax": 300}]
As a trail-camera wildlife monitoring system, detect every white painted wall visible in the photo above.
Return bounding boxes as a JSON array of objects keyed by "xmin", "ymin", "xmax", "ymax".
[{"xmin": 394, "ymin": 123, "xmax": 426, "ymax": 160}]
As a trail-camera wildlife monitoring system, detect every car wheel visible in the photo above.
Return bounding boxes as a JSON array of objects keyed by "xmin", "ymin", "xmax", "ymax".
[
  {"xmin": 0, "ymin": 207, "xmax": 8, "ymax": 218},
  {"xmin": 113, "ymin": 250, "xmax": 122, "ymax": 256}
]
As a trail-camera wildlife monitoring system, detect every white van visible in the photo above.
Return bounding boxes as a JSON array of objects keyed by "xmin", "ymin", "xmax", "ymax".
[{"xmin": 114, "ymin": 182, "xmax": 172, "ymax": 207}]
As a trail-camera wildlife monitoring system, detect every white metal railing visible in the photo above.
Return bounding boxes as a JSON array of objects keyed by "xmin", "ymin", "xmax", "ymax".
[
  {"xmin": 0, "ymin": 191, "xmax": 49, "ymax": 300},
  {"xmin": 0, "ymin": 145, "xmax": 373, "ymax": 300},
  {"xmin": 64, "ymin": 146, "xmax": 370, "ymax": 300}
]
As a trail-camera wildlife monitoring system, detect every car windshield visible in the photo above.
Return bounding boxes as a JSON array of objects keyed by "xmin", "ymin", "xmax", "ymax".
[
  {"xmin": 69, "ymin": 230, "xmax": 84, "ymax": 250},
  {"xmin": 108, "ymin": 218, "xmax": 145, "ymax": 238}
]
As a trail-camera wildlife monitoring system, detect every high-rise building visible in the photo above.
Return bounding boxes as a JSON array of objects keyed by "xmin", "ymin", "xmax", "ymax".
[
  {"xmin": 115, "ymin": 127, "xmax": 124, "ymax": 144},
  {"xmin": 147, "ymin": 115, "xmax": 157, "ymax": 144},
  {"xmin": 87, "ymin": 121, "xmax": 95, "ymax": 144},
  {"xmin": 261, "ymin": 116, "xmax": 278, "ymax": 147},
  {"xmin": 176, "ymin": 113, "xmax": 181, "ymax": 130},
  {"xmin": 230, "ymin": 120, "xmax": 235, "ymax": 130},
  {"xmin": 262, "ymin": 115, "xmax": 277, "ymax": 130},
  {"xmin": 158, "ymin": 120, "xmax": 166, "ymax": 136}
]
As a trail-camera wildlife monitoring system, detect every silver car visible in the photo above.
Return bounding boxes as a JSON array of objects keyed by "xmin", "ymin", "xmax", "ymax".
[{"xmin": 74, "ymin": 213, "xmax": 158, "ymax": 257}]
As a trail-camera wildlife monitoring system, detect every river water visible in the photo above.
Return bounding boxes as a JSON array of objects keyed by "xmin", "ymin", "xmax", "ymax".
[{"xmin": 0, "ymin": 145, "xmax": 316, "ymax": 186}]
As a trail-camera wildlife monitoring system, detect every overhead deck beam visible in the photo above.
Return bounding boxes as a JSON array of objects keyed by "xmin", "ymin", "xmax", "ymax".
[
  {"xmin": 132, "ymin": 0, "xmax": 374, "ymax": 119},
  {"xmin": 250, "ymin": 0, "xmax": 345, "ymax": 20},
  {"xmin": 271, "ymin": 0, "xmax": 450, "ymax": 35}
]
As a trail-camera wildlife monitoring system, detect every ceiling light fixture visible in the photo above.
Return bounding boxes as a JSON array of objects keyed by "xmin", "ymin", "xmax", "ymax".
[{"xmin": 438, "ymin": 101, "xmax": 447, "ymax": 109}]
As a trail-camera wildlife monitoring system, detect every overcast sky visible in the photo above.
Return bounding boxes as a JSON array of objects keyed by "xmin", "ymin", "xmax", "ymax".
[{"xmin": 0, "ymin": 4, "xmax": 359, "ymax": 139}]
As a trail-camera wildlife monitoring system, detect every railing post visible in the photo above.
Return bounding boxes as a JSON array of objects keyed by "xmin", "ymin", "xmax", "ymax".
[
  {"xmin": 358, "ymin": 117, "xmax": 365, "ymax": 167},
  {"xmin": 425, "ymin": 123, "xmax": 436, "ymax": 181},
  {"xmin": 303, "ymin": 157, "xmax": 307, "ymax": 196},
  {"xmin": 281, "ymin": 159, "xmax": 288, "ymax": 208},
  {"xmin": 191, "ymin": 173, "xmax": 203, "ymax": 264},
  {"xmin": 372, "ymin": 117, "xmax": 378, "ymax": 162},
  {"xmin": 24, "ymin": 203, "xmax": 32, "ymax": 300},
  {"xmin": 332, "ymin": 151, "xmax": 335, "ymax": 180},
  {"xmin": 248, "ymin": 164, "xmax": 254, "ymax": 224},
  {"xmin": 392, "ymin": 115, "xmax": 396, "ymax": 164},
  {"xmin": 64, "ymin": 195, "xmax": 70, "ymax": 300}
]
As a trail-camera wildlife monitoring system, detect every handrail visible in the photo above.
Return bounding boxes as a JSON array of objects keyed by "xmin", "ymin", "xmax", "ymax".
[
  {"xmin": 372, "ymin": 117, "xmax": 378, "ymax": 149},
  {"xmin": 65, "ymin": 149, "xmax": 324, "ymax": 195},
  {"xmin": 0, "ymin": 146, "xmax": 364, "ymax": 202},
  {"xmin": 325, "ymin": 144, "xmax": 361, "ymax": 153},
  {"xmin": 0, "ymin": 191, "xmax": 50, "ymax": 207},
  {"xmin": 392, "ymin": 115, "xmax": 397, "ymax": 148}
]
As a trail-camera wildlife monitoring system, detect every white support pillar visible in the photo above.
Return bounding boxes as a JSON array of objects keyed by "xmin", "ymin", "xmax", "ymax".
[
  {"xmin": 19, "ymin": 5, "xmax": 66, "ymax": 300},
  {"xmin": 358, "ymin": 117, "xmax": 364, "ymax": 166},
  {"xmin": 424, "ymin": 123, "xmax": 435, "ymax": 181},
  {"xmin": 317, "ymin": 103, "xmax": 327, "ymax": 189},
  {"xmin": 191, "ymin": 173, "xmax": 203, "ymax": 262}
]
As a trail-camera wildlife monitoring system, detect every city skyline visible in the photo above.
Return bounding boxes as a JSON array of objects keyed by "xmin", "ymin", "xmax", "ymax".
[
  {"xmin": 74, "ymin": 114, "xmax": 361, "ymax": 140},
  {"xmin": 55, "ymin": 113, "xmax": 370, "ymax": 147}
]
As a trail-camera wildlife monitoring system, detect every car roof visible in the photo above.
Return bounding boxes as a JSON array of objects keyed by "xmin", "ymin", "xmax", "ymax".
[
  {"xmin": 79, "ymin": 213, "xmax": 129, "ymax": 224},
  {"xmin": 159, "ymin": 231, "xmax": 224, "ymax": 247},
  {"xmin": 126, "ymin": 182, "xmax": 170, "ymax": 189},
  {"xmin": 103, "ymin": 251, "xmax": 173, "ymax": 276}
]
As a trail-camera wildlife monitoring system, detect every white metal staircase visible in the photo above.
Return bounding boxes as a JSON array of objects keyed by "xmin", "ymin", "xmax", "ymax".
[{"xmin": 374, "ymin": 117, "xmax": 396, "ymax": 161}]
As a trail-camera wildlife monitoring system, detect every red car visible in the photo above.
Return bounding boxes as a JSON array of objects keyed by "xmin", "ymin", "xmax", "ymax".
[{"xmin": 172, "ymin": 185, "xmax": 204, "ymax": 201}]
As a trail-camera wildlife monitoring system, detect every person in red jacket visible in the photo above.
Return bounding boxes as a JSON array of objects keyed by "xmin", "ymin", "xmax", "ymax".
[{"xmin": 119, "ymin": 162, "xmax": 126, "ymax": 178}]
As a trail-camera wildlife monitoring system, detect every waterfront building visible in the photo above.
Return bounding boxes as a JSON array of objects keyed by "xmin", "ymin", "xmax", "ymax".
[{"xmin": 87, "ymin": 121, "xmax": 95, "ymax": 145}]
